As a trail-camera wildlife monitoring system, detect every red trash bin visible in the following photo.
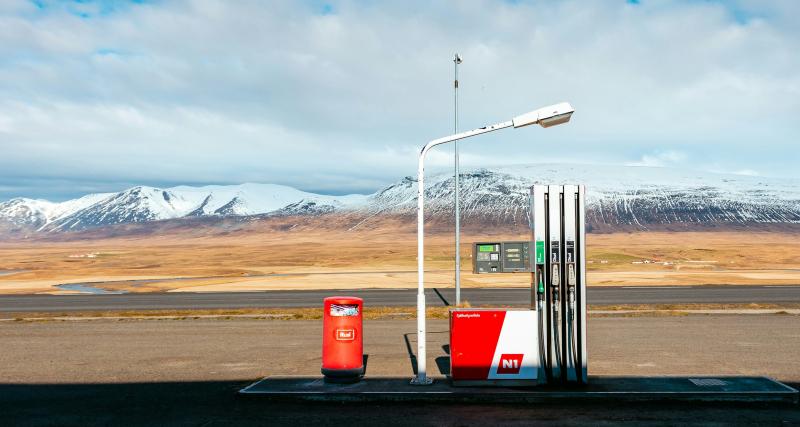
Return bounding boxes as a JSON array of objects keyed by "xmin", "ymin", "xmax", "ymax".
[{"xmin": 322, "ymin": 296, "xmax": 364, "ymax": 383}]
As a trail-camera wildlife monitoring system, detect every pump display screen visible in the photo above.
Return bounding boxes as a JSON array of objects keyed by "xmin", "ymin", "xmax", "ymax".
[
  {"xmin": 473, "ymin": 242, "xmax": 531, "ymax": 273},
  {"xmin": 473, "ymin": 242, "xmax": 502, "ymax": 273},
  {"xmin": 502, "ymin": 242, "xmax": 529, "ymax": 272}
]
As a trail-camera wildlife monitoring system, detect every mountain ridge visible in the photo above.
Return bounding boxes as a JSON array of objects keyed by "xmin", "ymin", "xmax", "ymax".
[{"xmin": 1, "ymin": 163, "xmax": 798, "ymax": 236}]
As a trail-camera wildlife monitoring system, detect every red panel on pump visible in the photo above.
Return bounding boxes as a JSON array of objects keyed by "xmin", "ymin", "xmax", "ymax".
[
  {"xmin": 449, "ymin": 310, "xmax": 506, "ymax": 380},
  {"xmin": 322, "ymin": 296, "xmax": 363, "ymax": 380},
  {"xmin": 450, "ymin": 308, "xmax": 539, "ymax": 384}
]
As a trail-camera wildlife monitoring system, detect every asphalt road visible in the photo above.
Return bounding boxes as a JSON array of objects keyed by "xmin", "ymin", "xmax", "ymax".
[{"xmin": 1, "ymin": 285, "xmax": 799, "ymax": 312}]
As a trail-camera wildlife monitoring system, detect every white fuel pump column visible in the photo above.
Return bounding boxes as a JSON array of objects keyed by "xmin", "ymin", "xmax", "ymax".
[
  {"xmin": 547, "ymin": 185, "xmax": 563, "ymax": 381},
  {"xmin": 531, "ymin": 184, "xmax": 587, "ymax": 384}
]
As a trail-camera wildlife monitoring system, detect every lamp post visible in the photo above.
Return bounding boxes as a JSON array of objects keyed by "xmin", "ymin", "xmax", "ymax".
[
  {"xmin": 453, "ymin": 53, "xmax": 463, "ymax": 307},
  {"xmin": 411, "ymin": 102, "xmax": 575, "ymax": 385}
]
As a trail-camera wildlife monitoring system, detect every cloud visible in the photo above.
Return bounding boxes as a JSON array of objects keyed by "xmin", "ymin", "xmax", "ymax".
[
  {"xmin": 627, "ymin": 150, "xmax": 687, "ymax": 167},
  {"xmin": 0, "ymin": 0, "xmax": 798, "ymax": 201}
]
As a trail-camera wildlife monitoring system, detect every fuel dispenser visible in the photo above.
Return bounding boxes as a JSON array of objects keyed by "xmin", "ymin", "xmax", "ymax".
[
  {"xmin": 531, "ymin": 184, "xmax": 587, "ymax": 384},
  {"xmin": 451, "ymin": 184, "xmax": 587, "ymax": 386}
]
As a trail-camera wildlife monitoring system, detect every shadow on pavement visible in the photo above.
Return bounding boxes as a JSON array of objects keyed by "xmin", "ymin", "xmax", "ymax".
[
  {"xmin": 0, "ymin": 381, "xmax": 798, "ymax": 426},
  {"xmin": 436, "ymin": 344, "xmax": 451, "ymax": 376},
  {"xmin": 402, "ymin": 330, "xmax": 449, "ymax": 376},
  {"xmin": 432, "ymin": 288, "xmax": 450, "ymax": 306}
]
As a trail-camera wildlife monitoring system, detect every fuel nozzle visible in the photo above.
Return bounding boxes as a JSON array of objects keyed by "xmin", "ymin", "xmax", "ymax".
[
  {"xmin": 534, "ymin": 267, "xmax": 546, "ymax": 308},
  {"xmin": 537, "ymin": 271, "xmax": 545, "ymax": 294},
  {"xmin": 550, "ymin": 264, "xmax": 560, "ymax": 303},
  {"xmin": 551, "ymin": 264, "xmax": 560, "ymax": 288},
  {"xmin": 568, "ymin": 263, "xmax": 576, "ymax": 289},
  {"xmin": 567, "ymin": 263, "xmax": 577, "ymax": 320}
]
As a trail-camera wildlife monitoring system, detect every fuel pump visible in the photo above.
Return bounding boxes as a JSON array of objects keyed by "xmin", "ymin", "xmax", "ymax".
[
  {"xmin": 563, "ymin": 184, "xmax": 579, "ymax": 382},
  {"xmin": 530, "ymin": 184, "xmax": 587, "ymax": 385},
  {"xmin": 464, "ymin": 184, "xmax": 587, "ymax": 386},
  {"xmin": 530, "ymin": 186, "xmax": 548, "ymax": 382},
  {"xmin": 547, "ymin": 185, "xmax": 563, "ymax": 381}
]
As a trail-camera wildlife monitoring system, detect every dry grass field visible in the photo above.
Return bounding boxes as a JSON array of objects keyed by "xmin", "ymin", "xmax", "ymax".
[{"xmin": 0, "ymin": 226, "xmax": 798, "ymax": 294}]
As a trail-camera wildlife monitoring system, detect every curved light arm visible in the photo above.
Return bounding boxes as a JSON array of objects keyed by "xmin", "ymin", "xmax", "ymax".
[
  {"xmin": 419, "ymin": 120, "xmax": 514, "ymax": 159},
  {"xmin": 412, "ymin": 119, "xmax": 513, "ymax": 385}
]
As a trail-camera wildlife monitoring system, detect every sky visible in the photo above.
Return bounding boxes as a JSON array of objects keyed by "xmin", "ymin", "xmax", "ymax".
[{"xmin": 0, "ymin": 0, "xmax": 798, "ymax": 201}]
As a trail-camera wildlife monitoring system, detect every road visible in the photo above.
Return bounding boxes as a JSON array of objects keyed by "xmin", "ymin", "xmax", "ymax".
[{"xmin": 1, "ymin": 285, "xmax": 799, "ymax": 312}]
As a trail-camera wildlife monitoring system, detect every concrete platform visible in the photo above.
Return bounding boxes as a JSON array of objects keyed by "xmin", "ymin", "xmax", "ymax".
[{"xmin": 239, "ymin": 375, "xmax": 798, "ymax": 404}]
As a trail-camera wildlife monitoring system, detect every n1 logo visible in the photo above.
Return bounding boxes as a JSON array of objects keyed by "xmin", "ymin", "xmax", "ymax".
[
  {"xmin": 335, "ymin": 329, "xmax": 355, "ymax": 341},
  {"xmin": 497, "ymin": 354, "xmax": 524, "ymax": 374}
]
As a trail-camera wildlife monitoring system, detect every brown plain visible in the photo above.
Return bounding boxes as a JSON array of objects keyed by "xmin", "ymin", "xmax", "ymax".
[{"xmin": 0, "ymin": 226, "xmax": 798, "ymax": 294}]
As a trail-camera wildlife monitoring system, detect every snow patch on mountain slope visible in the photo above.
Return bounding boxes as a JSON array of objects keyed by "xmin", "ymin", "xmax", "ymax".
[
  {"xmin": 43, "ymin": 193, "xmax": 115, "ymax": 224},
  {"xmin": 0, "ymin": 193, "xmax": 112, "ymax": 230},
  {"xmin": 0, "ymin": 198, "xmax": 53, "ymax": 228},
  {"xmin": 167, "ymin": 183, "xmax": 365, "ymax": 216}
]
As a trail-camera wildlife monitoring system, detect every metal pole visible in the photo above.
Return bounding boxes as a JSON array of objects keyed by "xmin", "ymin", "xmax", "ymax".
[
  {"xmin": 412, "ymin": 120, "xmax": 513, "ymax": 385},
  {"xmin": 412, "ymin": 150, "xmax": 432, "ymax": 385},
  {"xmin": 453, "ymin": 53, "xmax": 462, "ymax": 306}
]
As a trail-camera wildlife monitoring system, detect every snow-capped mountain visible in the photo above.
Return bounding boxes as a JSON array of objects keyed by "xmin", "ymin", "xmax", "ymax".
[
  {"xmin": 0, "ymin": 183, "xmax": 366, "ymax": 233},
  {"xmin": 363, "ymin": 164, "xmax": 800, "ymax": 229},
  {"xmin": 1, "ymin": 164, "xmax": 798, "ymax": 235},
  {"xmin": 0, "ymin": 193, "xmax": 113, "ymax": 230},
  {"xmin": 41, "ymin": 183, "xmax": 367, "ymax": 232}
]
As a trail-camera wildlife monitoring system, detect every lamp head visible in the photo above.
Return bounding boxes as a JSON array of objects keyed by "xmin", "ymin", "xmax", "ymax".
[
  {"xmin": 454, "ymin": 53, "xmax": 462, "ymax": 64},
  {"xmin": 512, "ymin": 102, "xmax": 574, "ymax": 128}
]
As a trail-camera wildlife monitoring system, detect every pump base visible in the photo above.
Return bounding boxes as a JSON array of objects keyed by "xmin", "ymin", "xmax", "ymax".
[
  {"xmin": 240, "ymin": 375, "xmax": 798, "ymax": 404},
  {"xmin": 409, "ymin": 376, "xmax": 434, "ymax": 385}
]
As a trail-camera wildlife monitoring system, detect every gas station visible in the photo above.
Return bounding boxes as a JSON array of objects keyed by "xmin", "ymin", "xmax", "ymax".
[{"xmin": 240, "ymin": 103, "xmax": 798, "ymax": 404}]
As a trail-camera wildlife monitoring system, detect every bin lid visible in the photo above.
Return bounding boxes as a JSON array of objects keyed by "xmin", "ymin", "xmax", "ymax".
[{"xmin": 324, "ymin": 296, "xmax": 363, "ymax": 305}]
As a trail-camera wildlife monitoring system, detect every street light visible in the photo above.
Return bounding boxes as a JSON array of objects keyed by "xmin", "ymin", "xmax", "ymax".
[{"xmin": 411, "ymin": 102, "xmax": 575, "ymax": 385}]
